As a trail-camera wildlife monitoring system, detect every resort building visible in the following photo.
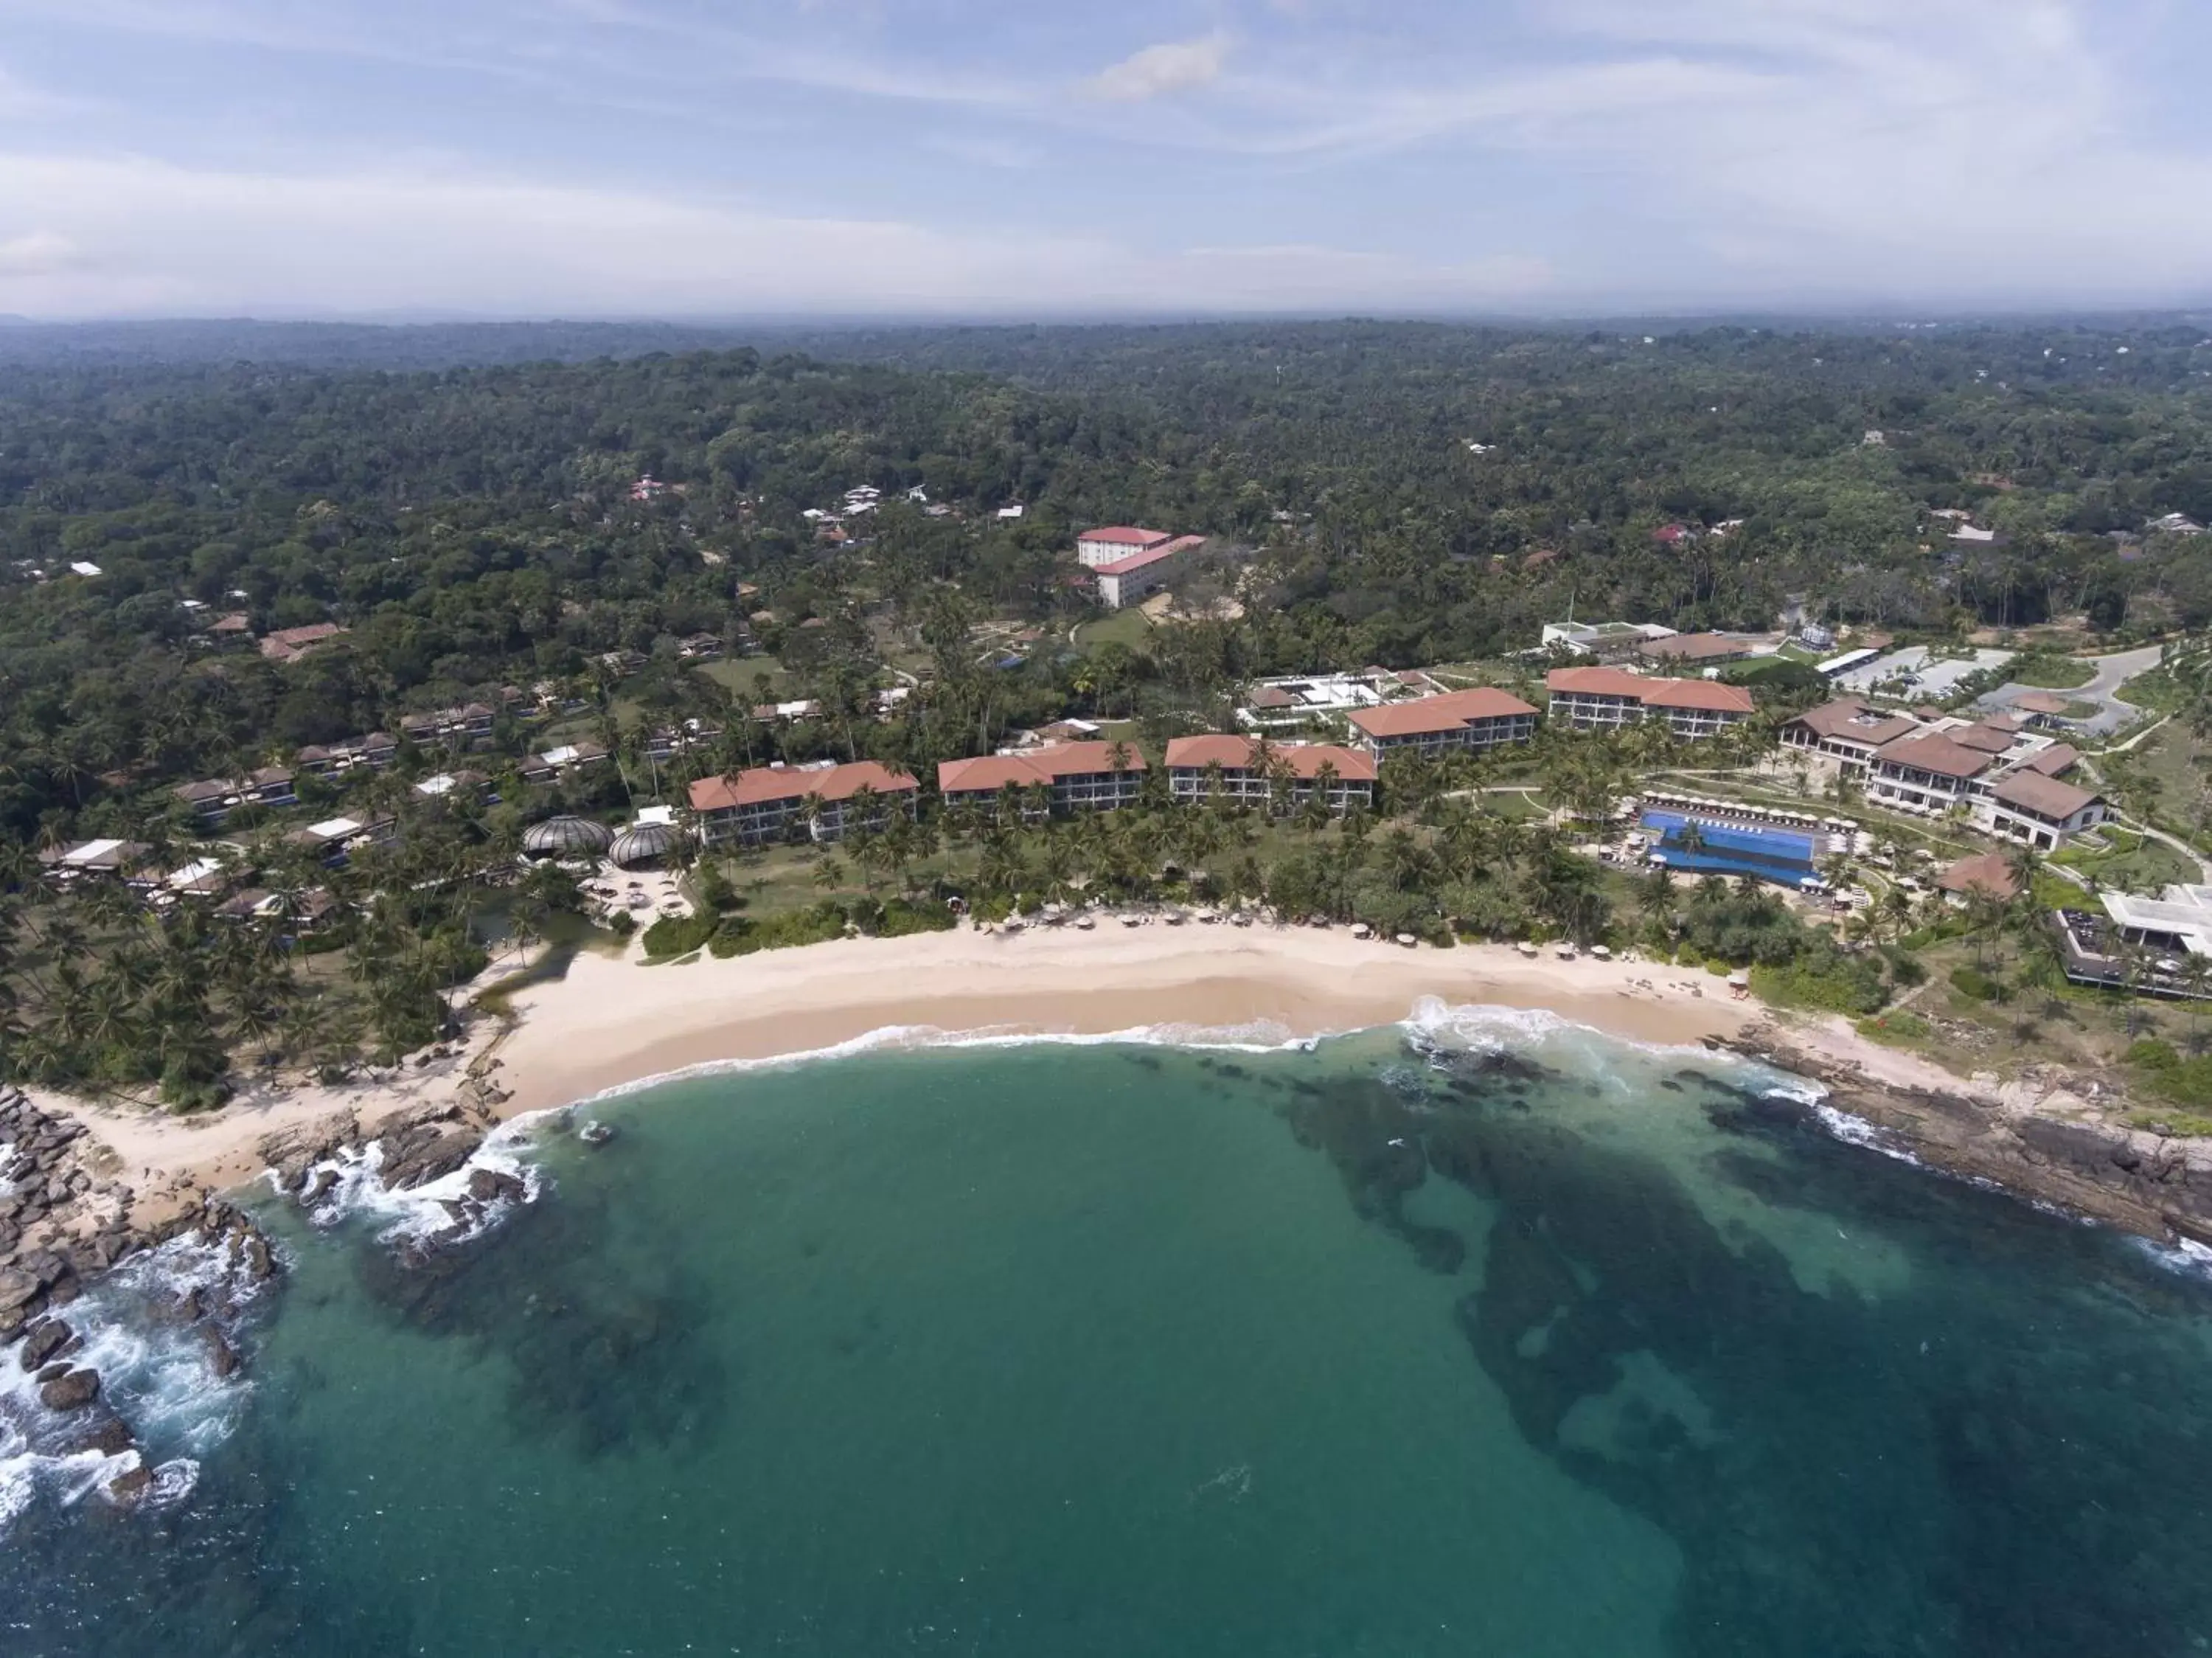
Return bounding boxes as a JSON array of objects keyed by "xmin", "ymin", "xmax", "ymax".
[
  {"xmin": 38, "ymin": 839, "xmax": 151, "ymax": 882},
  {"xmin": 1077, "ymin": 527, "xmax": 1175, "ymax": 569},
  {"xmin": 518, "ymin": 741, "xmax": 610, "ymax": 784},
  {"xmin": 1633, "ymin": 632, "xmax": 1766, "ymax": 670},
  {"xmin": 688, "ymin": 760, "xmax": 919, "ymax": 848},
  {"xmin": 1543, "ymin": 667, "xmax": 1755, "ymax": 740},
  {"xmin": 1780, "ymin": 698, "xmax": 1923, "ymax": 771},
  {"xmin": 1865, "ymin": 732, "xmax": 1996, "ymax": 814},
  {"xmin": 1164, "ymin": 736, "xmax": 1377, "ymax": 814},
  {"xmin": 1093, "ymin": 535, "xmax": 1206, "ymax": 610},
  {"xmin": 1349, "ymin": 688, "xmax": 1540, "ymax": 758},
  {"xmin": 1537, "ymin": 620, "xmax": 1678, "ymax": 662},
  {"xmin": 296, "ymin": 732, "xmax": 398, "ymax": 777},
  {"xmin": 283, "ymin": 815, "xmax": 397, "ymax": 866},
  {"xmin": 172, "ymin": 768, "xmax": 299, "ymax": 825},
  {"xmin": 399, "ymin": 703, "xmax": 497, "ymax": 750},
  {"xmin": 937, "ymin": 742, "xmax": 1147, "ymax": 818},
  {"xmin": 1987, "ymin": 771, "xmax": 2109, "ymax": 852}
]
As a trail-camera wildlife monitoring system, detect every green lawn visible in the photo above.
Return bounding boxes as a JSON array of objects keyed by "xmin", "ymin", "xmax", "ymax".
[
  {"xmin": 1073, "ymin": 608, "xmax": 1155, "ymax": 653},
  {"xmin": 2051, "ymin": 828, "xmax": 2199, "ymax": 892},
  {"xmin": 2008, "ymin": 655, "xmax": 2096, "ymax": 690},
  {"xmin": 702, "ymin": 656, "xmax": 793, "ymax": 697}
]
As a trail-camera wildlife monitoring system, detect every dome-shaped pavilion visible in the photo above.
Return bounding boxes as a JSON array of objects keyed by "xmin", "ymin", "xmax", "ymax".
[
  {"xmin": 609, "ymin": 821, "xmax": 681, "ymax": 868},
  {"xmin": 521, "ymin": 816, "xmax": 613, "ymax": 858}
]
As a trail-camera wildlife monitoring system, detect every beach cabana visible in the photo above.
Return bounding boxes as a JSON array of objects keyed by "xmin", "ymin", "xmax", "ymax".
[
  {"xmin": 610, "ymin": 821, "xmax": 681, "ymax": 868},
  {"xmin": 523, "ymin": 816, "xmax": 613, "ymax": 859}
]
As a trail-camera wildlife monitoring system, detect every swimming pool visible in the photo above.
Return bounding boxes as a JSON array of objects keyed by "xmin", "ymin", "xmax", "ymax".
[{"xmin": 1641, "ymin": 811, "xmax": 1818, "ymax": 887}]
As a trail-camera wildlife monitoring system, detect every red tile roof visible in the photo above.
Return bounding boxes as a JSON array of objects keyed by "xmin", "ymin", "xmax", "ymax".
[
  {"xmin": 1872, "ymin": 733, "xmax": 1994, "ymax": 780},
  {"xmin": 1640, "ymin": 679, "xmax": 1756, "ymax": 713},
  {"xmin": 937, "ymin": 740, "xmax": 1146, "ymax": 796},
  {"xmin": 1787, "ymin": 698, "xmax": 1920, "ymax": 746},
  {"xmin": 689, "ymin": 761, "xmax": 917, "ymax": 812},
  {"xmin": 2023, "ymin": 743, "xmax": 2080, "ymax": 777},
  {"xmin": 1079, "ymin": 527, "xmax": 1172, "ymax": 547},
  {"xmin": 1545, "ymin": 666, "xmax": 1649, "ymax": 698},
  {"xmin": 1992, "ymin": 771, "xmax": 2101, "ymax": 819},
  {"xmin": 1546, "ymin": 667, "xmax": 1752, "ymax": 713},
  {"xmin": 1094, "ymin": 539, "xmax": 1201, "ymax": 577},
  {"xmin": 1164, "ymin": 735, "xmax": 1377, "ymax": 782},
  {"xmin": 1936, "ymin": 852, "xmax": 2020, "ymax": 899},
  {"xmin": 1948, "ymin": 724, "xmax": 2018, "ymax": 754},
  {"xmin": 1349, "ymin": 687, "xmax": 1537, "ymax": 738}
]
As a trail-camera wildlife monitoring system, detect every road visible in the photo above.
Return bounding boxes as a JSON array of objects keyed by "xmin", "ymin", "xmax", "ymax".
[{"xmin": 1975, "ymin": 643, "xmax": 2164, "ymax": 738}]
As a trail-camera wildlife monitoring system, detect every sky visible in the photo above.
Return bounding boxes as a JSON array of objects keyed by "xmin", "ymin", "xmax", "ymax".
[{"xmin": 1, "ymin": 0, "xmax": 2211, "ymax": 320}]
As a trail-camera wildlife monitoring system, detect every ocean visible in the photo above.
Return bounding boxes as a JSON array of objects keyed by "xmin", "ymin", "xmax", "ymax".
[{"xmin": 7, "ymin": 1004, "xmax": 2212, "ymax": 1657}]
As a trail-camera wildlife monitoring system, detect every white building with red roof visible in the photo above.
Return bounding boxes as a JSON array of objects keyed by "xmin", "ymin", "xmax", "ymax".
[
  {"xmin": 688, "ymin": 760, "xmax": 918, "ymax": 848},
  {"xmin": 1077, "ymin": 527, "xmax": 1175, "ymax": 569},
  {"xmin": 1347, "ymin": 688, "xmax": 1539, "ymax": 758},
  {"xmin": 1164, "ymin": 736, "xmax": 1377, "ymax": 814},
  {"xmin": 1091, "ymin": 535, "xmax": 1207, "ymax": 610},
  {"xmin": 1545, "ymin": 667, "xmax": 1754, "ymax": 740},
  {"xmin": 937, "ymin": 741, "xmax": 1145, "ymax": 817}
]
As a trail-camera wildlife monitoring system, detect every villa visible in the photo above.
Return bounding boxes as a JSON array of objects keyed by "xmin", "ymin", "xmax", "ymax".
[{"xmin": 688, "ymin": 760, "xmax": 919, "ymax": 848}]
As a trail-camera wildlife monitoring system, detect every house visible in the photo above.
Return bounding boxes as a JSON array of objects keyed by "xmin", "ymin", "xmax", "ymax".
[
  {"xmin": 206, "ymin": 613, "xmax": 255, "ymax": 649},
  {"xmin": 399, "ymin": 703, "xmax": 496, "ymax": 749},
  {"xmin": 644, "ymin": 720, "xmax": 723, "ymax": 763},
  {"xmin": 1077, "ymin": 527, "xmax": 1175, "ymax": 569},
  {"xmin": 296, "ymin": 732, "xmax": 397, "ymax": 777},
  {"xmin": 937, "ymin": 742, "xmax": 1146, "ymax": 819},
  {"xmin": 1634, "ymin": 633, "xmax": 1763, "ymax": 669},
  {"xmin": 1164, "ymin": 736, "xmax": 1377, "ymax": 814},
  {"xmin": 1093, "ymin": 535, "xmax": 1206, "ymax": 611},
  {"xmin": 38, "ymin": 839, "xmax": 150, "ymax": 881},
  {"xmin": 677, "ymin": 633, "xmax": 724, "ymax": 662},
  {"xmin": 172, "ymin": 767, "xmax": 298, "ymax": 825},
  {"xmin": 1538, "ymin": 620, "xmax": 1677, "ymax": 662},
  {"xmin": 688, "ymin": 760, "xmax": 919, "ymax": 848},
  {"xmin": 1652, "ymin": 524, "xmax": 1697, "ymax": 546},
  {"xmin": 258, "ymin": 623, "xmax": 349, "ymax": 665},
  {"xmin": 2008, "ymin": 691, "xmax": 2078, "ymax": 729},
  {"xmin": 518, "ymin": 741, "xmax": 609, "ymax": 785},
  {"xmin": 1781, "ymin": 699, "xmax": 1924, "ymax": 770},
  {"xmin": 415, "ymin": 769, "xmax": 493, "ymax": 802},
  {"xmin": 284, "ymin": 816, "xmax": 397, "ymax": 866},
  {"xmin": 1544, "ymin": 667, "xmax": 1753, "ymax": 740},
  {"xmin": 1988, "ymin": 771, "xmax": 2108, "ymax": 852},
  {"xmin": 2149, "ymin": 513, "xmax": 2206, "ymax": 536},
  {"xmin": 1349, "ymin": 687, "xmax": 1540, "ymax": 758}
]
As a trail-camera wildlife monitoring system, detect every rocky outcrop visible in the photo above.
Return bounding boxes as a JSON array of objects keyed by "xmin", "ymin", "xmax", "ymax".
[
  {"xmin": 1718, "ymin": 1024, "xmax": 2212, "ymax": 1245},
  {"xmin": 105, "ymin": 1463, "xmax": 152, "ymax": 1503},
  {"xmin": 18, "ymin": 1317, "xmax": 72, "ymax": 1371},
  {"xmin": 38, "ymin": 1367, "xmax": 99, "ymax": 1411}
]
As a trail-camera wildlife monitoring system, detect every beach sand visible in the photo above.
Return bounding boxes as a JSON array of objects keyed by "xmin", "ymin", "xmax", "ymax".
[{"xmin": 27, "ymin": 922, "xmax": 1997, "ymax": 1202}]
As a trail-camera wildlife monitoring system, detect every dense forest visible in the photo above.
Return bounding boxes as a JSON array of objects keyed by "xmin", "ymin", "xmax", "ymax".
[{"xmin": 7, "ymin": 314, "xmax": 2212, "ymax": 842}]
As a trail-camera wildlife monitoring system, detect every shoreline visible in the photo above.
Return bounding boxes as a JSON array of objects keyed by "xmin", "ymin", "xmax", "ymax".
[{"xmin": 22, "ymin": 923, "xmax": 2212, "ymax": 1246}]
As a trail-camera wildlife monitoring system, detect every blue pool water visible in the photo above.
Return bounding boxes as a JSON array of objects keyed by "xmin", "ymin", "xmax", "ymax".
[{"xmin": 1641, "ymin": 811, "xmax": 1817, "ymax": 887}]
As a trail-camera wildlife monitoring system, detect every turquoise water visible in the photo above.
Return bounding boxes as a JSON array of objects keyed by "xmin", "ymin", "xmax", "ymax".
[{"xmin": 8, "ymin": 1009, "xmax": 2212, "ymax": 1655}]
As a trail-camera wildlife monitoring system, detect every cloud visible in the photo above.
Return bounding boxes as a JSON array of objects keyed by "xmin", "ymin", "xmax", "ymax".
[
  {"xmin": 1088, "ymin": 34, "xmax": 1230, "ymax": 103},
  {"xmin": 0, "ymin": 152, "xmax": 1553, "ymax": 317},
  {"xmin": 0, "ymin": 229, "xmax": 87, "ymax": 274}
]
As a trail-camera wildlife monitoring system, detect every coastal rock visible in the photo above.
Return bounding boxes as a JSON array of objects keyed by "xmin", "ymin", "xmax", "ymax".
[
  {"xmin": 305, "ymin": 1168, "xmax": 339, "ymax": 1207},
  {"xmin": 0, "ymin": 1266, "xmax": 41, "ymax": 1313},
  {"xmin": 204, "ymin": 1326, "xmax": 243, "ymax": 1379},
  {"xmin": 18, "ymin": 1317, "xmax": 72, "ymax": 1371},
  {"xmin": 245, "ymin": 1235, "xmax": 274, "ymax": 1281},
  {"xmin": 39, "ymin": 1367, "xmax": 100, "ymax": 1411},
  {"xmin": 70, "ymin": 1415, "xmax": 134, "ymax": 1457},
  {"xmin": 106, "ymin": 1463, "xmax": 152, "ymax": 1504},
  {"xmin": 467, "ymin": 1168, "xmax": 526, "ymax": 1205}
]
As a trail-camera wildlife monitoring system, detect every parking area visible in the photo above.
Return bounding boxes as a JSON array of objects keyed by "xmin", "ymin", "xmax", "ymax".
[{"xmin": 1832, "ymin": 646, "xmax": 2016, "ymax": 700}]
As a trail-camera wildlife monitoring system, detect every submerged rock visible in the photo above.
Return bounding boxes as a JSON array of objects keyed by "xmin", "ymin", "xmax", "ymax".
[
  {"xmin": 106, "ymin": 1463, "xmax": 153, "ymax": 1504},
  {"xmin": 204, "ymin": 1326, "xmax": 243, "ymax": 1380}
]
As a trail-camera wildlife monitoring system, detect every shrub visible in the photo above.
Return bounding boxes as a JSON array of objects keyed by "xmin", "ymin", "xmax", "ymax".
[
  {"xmin": 1752, "ymin": 949, "xmax": 1890, "ymax": 1016},
  {"xmin": 642, "ymin": 913, "xmax": 718, "ymax": 960},
  {"xmin": 1879, "ymin": 945, "xmax": 1927, "ymax": 989},
  {"xmin": 2126, "ymin": 1038, "xmax": 2182, "ymax": 1072},
  {"xmin": 1949, "ymin": 965, "xmax": 2003, "ymax": 1002},
  {"xmin": 1857, "ymin": 1010, "xmax": 1931, "ymax": 1045}
]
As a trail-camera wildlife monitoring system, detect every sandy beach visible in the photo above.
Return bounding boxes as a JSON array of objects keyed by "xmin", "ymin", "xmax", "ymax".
[{"xmin": 26, "ymin": 923, "xmax": 2009, "ymax": 1207}]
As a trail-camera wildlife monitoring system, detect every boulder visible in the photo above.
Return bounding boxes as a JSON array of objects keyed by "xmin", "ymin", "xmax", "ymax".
[
  {"xmin": 305, "ymin": 1169, "xmax": 339, "ymax": 1206},
  {"xmin": 70, "ymin": 1414, "xmax": 135, "ymax": 1457},
  {"xmin": 39, "ymin": 1367, "xmax": 99, "ymax": 1411},
  {"xmin": 204, "ymin": 1327, "xmax": 243, "ymax": 1380},
  {"xmin": 467, "ymin": 1168, "xmax": 526, "ymax": 1205},
  {"xmin": 107, "ymin": 1463, "xmax": 153, "ymax": 1503},
  {"xmin": 0, "ymin": 1267, "xmax": 40, "ymax": 1313},
  {"xmin": 18, "ymin": 1317, "xmax": 72, "ymax": 1371},
  {"xmin": 245, "ymin": 1235, "xmax": 274, "ymax": 1281}
]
